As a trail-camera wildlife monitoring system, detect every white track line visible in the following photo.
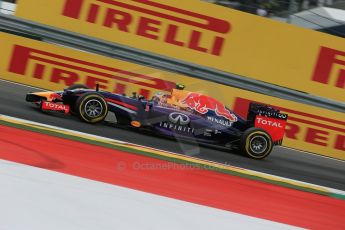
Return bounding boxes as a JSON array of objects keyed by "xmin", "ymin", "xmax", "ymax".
[{"xmin": 1, "ymin": 114, "xmax": 345, "ymax": 197}]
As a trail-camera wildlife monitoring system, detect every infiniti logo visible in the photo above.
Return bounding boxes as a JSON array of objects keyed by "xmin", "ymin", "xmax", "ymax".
[{"xmin": 168, "ymin": 112, "xmax": 190, "ymax": 125}]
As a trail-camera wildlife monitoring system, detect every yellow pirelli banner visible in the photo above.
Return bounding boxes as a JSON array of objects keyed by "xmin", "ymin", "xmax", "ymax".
[
  {"xmin": 15, "ymin": 0, "xmax": 345, "ymax": 103},
  {"xmin": 1, "ymin": 32, "xmax": 345, "ymax": 160}
]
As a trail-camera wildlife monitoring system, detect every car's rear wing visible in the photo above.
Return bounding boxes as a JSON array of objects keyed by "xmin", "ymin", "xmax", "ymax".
[{"xmin": 247, "ymin": 103, "xmax": 288, "ymax": 144}]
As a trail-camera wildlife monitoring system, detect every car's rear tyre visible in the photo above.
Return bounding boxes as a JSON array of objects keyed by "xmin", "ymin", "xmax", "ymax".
[
  {"xmin": 75, "ymin": 93, "xmax": 108, "ymax": 123},
  {"xmin": 240, "ymin": 128, "xmax": 273, "ymax": 159},
  {"xmin": 67, "ymin": 84, "xmax": 89, "ymax": 90}
]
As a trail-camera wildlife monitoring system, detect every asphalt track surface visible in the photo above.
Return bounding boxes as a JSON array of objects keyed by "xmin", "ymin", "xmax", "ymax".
[{"xmin": 1, "ymin": 80, "xmax": 345, "ymax": 190}]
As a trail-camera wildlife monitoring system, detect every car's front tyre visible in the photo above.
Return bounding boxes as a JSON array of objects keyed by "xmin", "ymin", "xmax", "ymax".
[
  {"xmin": 240, "ymin": 128, "xmax": 273, "ymax": 159},
  {"xmin": 75, "ymin": 92, "xmax": 108, "ymax": 123}
]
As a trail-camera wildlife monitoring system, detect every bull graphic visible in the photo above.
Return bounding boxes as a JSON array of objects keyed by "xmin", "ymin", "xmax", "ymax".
[{"xmin": 182, "ymin": 93, "xmax": 237, "ymax": 122}]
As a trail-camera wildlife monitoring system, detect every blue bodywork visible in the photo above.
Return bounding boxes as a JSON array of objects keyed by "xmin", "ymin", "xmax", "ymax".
[{"xmin": 60, "ymin": 89, "xmax": 251, "ymax": 147}]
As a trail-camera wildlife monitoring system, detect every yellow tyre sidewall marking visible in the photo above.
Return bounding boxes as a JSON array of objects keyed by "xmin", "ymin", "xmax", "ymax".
[
  {"xmin": 78, "ymin": 94, "xmax": 108, "ymax": 123},
  {"xmin": 245, "ymin": 131, "xmax": 273, "ymax": 159}
]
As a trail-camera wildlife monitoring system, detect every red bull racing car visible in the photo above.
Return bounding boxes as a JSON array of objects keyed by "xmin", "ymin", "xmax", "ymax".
[{"xmin": 26, "ymin": 84, "xmax": 288, "ymax": 159}]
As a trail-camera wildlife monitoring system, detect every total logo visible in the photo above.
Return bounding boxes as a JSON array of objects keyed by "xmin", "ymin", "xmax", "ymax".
[
  {"xmin": 42, "ymin": 101, "xmax": 70, "ymax": 113},
  {"xmin": 256, "ymin": 117, "xmax": 283, "ymax": 128}
]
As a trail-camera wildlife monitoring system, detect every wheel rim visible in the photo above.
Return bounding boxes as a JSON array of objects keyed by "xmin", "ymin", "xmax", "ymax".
[
  {"xmin": 84, "ymin": 99, "xmax": 103, "ymax": 118},
  {"xmin": 249, "ymin": 135, "xmax": 268, "ymax": 155}
]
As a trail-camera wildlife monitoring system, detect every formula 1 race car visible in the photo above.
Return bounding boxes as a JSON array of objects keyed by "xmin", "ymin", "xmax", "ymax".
[{"xmin": 26, "ymin": 84, "xmax": 288, "ymax": 159}]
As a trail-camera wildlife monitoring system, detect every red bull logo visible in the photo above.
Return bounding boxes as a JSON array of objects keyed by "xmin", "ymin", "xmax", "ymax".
[{"xmin": 182, "ymin": 93, "xmax": 237, "ymax": 122}]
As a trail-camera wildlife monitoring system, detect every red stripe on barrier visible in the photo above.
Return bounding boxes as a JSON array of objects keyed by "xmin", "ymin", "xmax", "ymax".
[
  {"xmin": 288, "ymin": 116, "xmax": 345, "ymax": 133},
  {"xmin": 0, "ymin": 125, "xmax": 344, "ymax": 229}
]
